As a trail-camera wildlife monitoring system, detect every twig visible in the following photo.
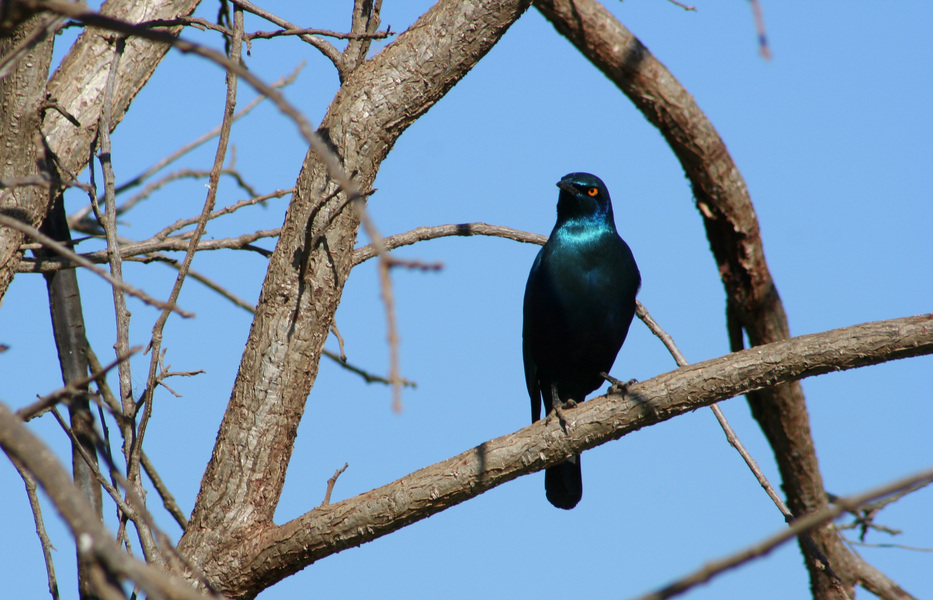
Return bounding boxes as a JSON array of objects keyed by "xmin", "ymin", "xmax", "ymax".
[
  {"xmin": 629, "ymin": 467, "xmax": 933, "ymax": 600},
  {"xmin": 843, "ymin": 540, "xmax": 933, "ymax": 553},
  {"xmin": 352, "ymin": 222, "xmax": 546, "ymax": 266},
  {"xmin": 17, "ymin": 228, "xmax": 279, "ymax": 272},
  {"xmin": 128, "ymin": 9, "xmax": 246, "ymax": 511},
  {"xmin": 664, "ymin": 0, "xmax": 697, "ymax": 11},
  {"xmin": 330, "ymin": 323, "xmax": 347, "ymax": 362},
  {"xmin": 748, "ymin": 0, "xmax": 771, "ymax": 59},
  {"xmin": 31, "ymin": 0, "xmax": 363, "ymax": 206},
  {"xmin": 322, "ymin": 348, "xmax": 417, "ymax": 388},
  {"xmin": 355, "ymin": 206, "xmax": 406, "ymax": 412},
  {"xmin": 109, "ymin": 83, "xmax": 291, "ymax": 191},
  {"xmin": 154, "ymin": 187, "xmax": 292, "ymax": 239},
  {"xmin": 229, "ymin": 0, "xmax": 343, "ymax": 72},
  {"xmin": 12, "ymin": 458, "xmax": 60, "ymax": 600},
  {"xmin": 831, "ymin": 479, "xmax": 932, "ymax": 542},
  {"xmin": 141, "ymin": 452, "xmax": 188, "ymax": 531},
  {"xmin": 321, "ymin": 463, "xmax": 349, "ymax": 506},
  {"xmin": 633, "ymin": 301, "xmax": 837, "ymax": 580},
  {"xmin": 97, "ymin": 34, "xmax": 139, "ymax": 480},
  {"xmin": 16, "ymin": 347, "xmax": 142, "ymax": 422},
  {"xmin": 115, "ymin": 166, "xmax": 259, "ymax": 216},
  {"xmin": 49, "ymin": 407, "xmax": 143, "ymax": 525},
  {"xmin": 247, "ymin": 26, "xmax": 393, "ymax": 42},
  {"xmin": 0, "ymin": 212, "xmax": 192, "ymax": 317}
]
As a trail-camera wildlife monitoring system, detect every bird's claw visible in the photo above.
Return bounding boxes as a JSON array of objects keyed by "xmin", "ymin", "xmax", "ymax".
[
  {"xmin": 600, "ymin": 372, "xmax": 637, "ymax": 396},
  {"xmin": 545, "ymin": 394, "xmax": 577, "ymax": 433}
]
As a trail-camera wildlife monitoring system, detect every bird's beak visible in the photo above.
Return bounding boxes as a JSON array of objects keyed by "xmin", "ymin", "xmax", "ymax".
[{"xmin": 556, "ymin": 180, "xmax": 577, "ymax": 195}]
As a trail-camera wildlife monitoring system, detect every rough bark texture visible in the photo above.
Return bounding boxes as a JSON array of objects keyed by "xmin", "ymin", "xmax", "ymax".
[
  {"xmin": 533, "ymin": 1, "xmax": 870, "ymax": 597},
  {"xmin": 216, "ymin": 314, "xmax": 933, "ymax": 596},
  {"xmin": 175, "ymin": 1, "xmax": 532, "ymax": 596},
  {"xmin": 0, "ymin": 12, "xmax": 56, "ymax": 300},
  {"xmin": 0, "ymin": 0, "xmax": 201, "ymax": 302}
]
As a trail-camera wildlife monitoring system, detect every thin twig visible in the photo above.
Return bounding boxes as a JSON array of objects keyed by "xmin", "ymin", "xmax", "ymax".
[
  {"xmin": 352, "ymin": 222, "xmax": 546, "ymax": 266},
  {"xmin": 116, "ymin": 166, "xmax": 259, "ymax": 216},
  {"xmin": 229, "ymin": 0, "xmax": 343, "ymax": 72},
  {"xmin": 330, "ymin": 323, "xmax": 348, "ymax": 362},
  {"xmin": 141, "ymin": 452, "xmax": 188, "ymax": 531},
  {"xmin": 12, "ymin": 458, "xmax": 60, "ymax": 600},
  {"xmin": 629, "ymin": 467, "xmax": 933, "ymax": 600},
  {"xmin": 128, "ymin": 9, "xmax": 246, "ymax": 511},
  {"xmin": 633, "ymin": 301, "xmax": 837, "ymax": 580},
  {"xmin": 664, "ymin": 0, "xmax": 697, "ymax": 11},
  {"xmin": 16, "ymin": 347, "xmax": 142, "ymax": 422},
  {"xmin": 748, "ymin": 0, "xmax": 771, "ymax": 59},
  {"xmin": 247, "ymin": 26, "xmax": 393, "ymax": 42},
  {"xmin": 49, "ymin": 408, "xmax": 142, "ymax": 524},
  {"xmin": 0, "ymin": 212, "xmax": 192, "ymax": 317},
  {"xmin": 32, "ymin": 0, "xmax": 363, "ymax": 204},
  {"xmin": 355, "ymin": 206, "xmax": 405, "ymax": 411},
  {"xmin": 65, "ymin": 64, "xmax": 299, "ymax": 228},
  {"xmin": 97, "ymin": 31, "xmax": 138, "ymax": 459},
  {"xmin": 321, "ymin": 463, "xmax": 349, "ymax": 506}
]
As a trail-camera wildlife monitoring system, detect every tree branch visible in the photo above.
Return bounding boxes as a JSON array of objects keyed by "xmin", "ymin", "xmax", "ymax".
[
  {"xmin": 0, "ymin": 402, "xmax": 220, "ymax": 600},
  {"xmin": 532, "ymin": 1, "xmax": 861, "ymax": 595},
  {"xmin": 222, "ymin": 314, "xmax": 932, "ymax": 597},
  {"xmin": 176, "ymin": 0, "xmax": 533, "ymax": 593}
]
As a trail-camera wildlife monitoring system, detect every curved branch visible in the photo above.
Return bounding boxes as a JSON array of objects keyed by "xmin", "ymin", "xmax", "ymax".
[
  {"xmin": 352, "ymin": 222, "xmax": 546, "ymax": 265},
  {"xmin": 229, "ymin": 314, "xmax": 932, "ymax": 596},
  {"xmin": 533, "ymin": 1, "xmax": 860, "ymax": 595},
  {"xmin": 176, "ymin": 1, "xmax": 534, "ymax": 592}
]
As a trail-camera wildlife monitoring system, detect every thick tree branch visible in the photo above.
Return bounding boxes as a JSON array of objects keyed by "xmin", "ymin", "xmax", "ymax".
[
  {"xmin": 0, "ymin": 11, "xmax": 55, "ymax": 303},
  {"xmin": 0, "ymin": 402, "xmax": 219, "ymax": 600},
  {"xmin": 223, "ymin": 314, "xmax": 932, "ymax": 598},
  {"xmin": 176, "ymin": 1, "xmax": 533, "ymax": 593},
  {"xmin": 533, "ymin": 2, "xmax": 862, "ymax": 596},
  {"xmin": 0, "ymin": 0, "xmax": 203, "ymax": 303}
]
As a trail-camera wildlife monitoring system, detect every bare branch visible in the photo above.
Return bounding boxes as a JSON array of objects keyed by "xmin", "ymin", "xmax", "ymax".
[
  {"xmin": 631, "ymin": 467, "xmax": 933, "ymax": 600},
  {"xmin": 0, "ymin": 212, "xmax": 192, "ymax": 316},
  {"xmin": 246, "ymin": 26, "xmax": 393, "ymax": 43},
  {"xmin": 748, "ymin": 0, "xmax": 771, "ymax": 59},
  {"xmin": 29, "ymin": 0, "xmax": 363, "ymax": 204},
  {"xmin": 231, "ymin": 315, "xmax": 932, "ymax": 593},
  {"xmin": 16, "ymin": 347, "xmax": 141, "ymax": 422},
  {"xmin": 229, "ymin": 0, "xmax": 344, "ymax": 74},
  {"xmin": 0, "ymin": 401, "xmax": 221, "ymax": 600},
  {"xmin": 321, "ymin": 463, "xmax": 349, "ymax": 506},
  {"xmin": 11, "ymin": 458, "xmax": 60, "ymax": 600},
  {"xmin": 353, "ymin": 222, "xmax": 546, "ymax": 266},
  {"xmin": 141, "ymin": 452, "xmax": 189, "ymax": 531}
]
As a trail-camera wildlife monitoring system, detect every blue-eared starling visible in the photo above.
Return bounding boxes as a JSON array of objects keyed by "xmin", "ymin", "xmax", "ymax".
[{"xmin": 522, "ymin": 172, "xmax": 641, "ymax": 509}]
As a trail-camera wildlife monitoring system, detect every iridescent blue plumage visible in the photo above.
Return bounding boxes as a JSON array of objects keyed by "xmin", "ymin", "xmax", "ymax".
[{"xmin": 522, "ymin": 173, "xmax": 641, "ymax": 509}]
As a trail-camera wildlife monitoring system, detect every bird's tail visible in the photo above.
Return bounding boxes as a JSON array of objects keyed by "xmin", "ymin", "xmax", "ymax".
[{"xmin": 545, "ymin": 455, "xmax": 582, "ymax": 510}]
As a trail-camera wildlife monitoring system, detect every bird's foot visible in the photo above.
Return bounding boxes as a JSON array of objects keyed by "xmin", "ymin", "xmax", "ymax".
[
  {"xmin": 600, "ymin": 372, "xmax": 637, "ymax": 396},
  {"xmin": 545, "ymin": 387, "xmax": 578, "ymax": 433}
]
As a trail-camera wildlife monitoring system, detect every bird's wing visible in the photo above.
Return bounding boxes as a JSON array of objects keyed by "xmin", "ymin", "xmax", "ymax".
[{"xmin": 523, "ymin": 337, "xmax": 542, "ymax": 422}]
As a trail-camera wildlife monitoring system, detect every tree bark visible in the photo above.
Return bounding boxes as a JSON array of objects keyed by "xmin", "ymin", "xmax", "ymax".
[
  {"xmin": 0, "ymin": 0, "xmax": 202, "ymax": 302},
  {"xmin": 181, "ymin": 313, "xmax": 933, "ymax": 598},
  {"xmin": 0, "ymin": 12, "xmax": 56, "ymax": 300},
  {"xmin": 533, "ymin": 1, "xmax": 870, "ymax": 596},
  {"xmin": 176, "ymin": 0, "xmax": 533, "ymax": 593}
]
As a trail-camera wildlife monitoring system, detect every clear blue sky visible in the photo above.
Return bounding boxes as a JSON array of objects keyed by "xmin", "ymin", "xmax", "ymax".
[{"xmin": 2, "ymin": 2, "xmax": 931, "ymax": 599}]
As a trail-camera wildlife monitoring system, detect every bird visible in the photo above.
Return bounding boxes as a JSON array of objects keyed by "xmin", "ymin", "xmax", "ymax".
[{"xmin": 522, "ymin": 172, "xmax": 641, "ymax": 509}]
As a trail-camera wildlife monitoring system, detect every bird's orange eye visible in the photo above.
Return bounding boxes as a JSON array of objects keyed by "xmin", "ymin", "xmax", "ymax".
[{"xmin": 587, "ymin": 187, "xmax": 598, "ymax": 197}]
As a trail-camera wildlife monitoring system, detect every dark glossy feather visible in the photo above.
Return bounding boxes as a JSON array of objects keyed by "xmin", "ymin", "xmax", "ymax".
[{"xmin": 522, "ymin": 173, "xmax": 640, "ymax": 509}]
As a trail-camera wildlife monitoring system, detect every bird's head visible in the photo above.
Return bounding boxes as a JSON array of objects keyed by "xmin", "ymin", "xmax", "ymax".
[{"xmin": 555, "ymin": 172, "xmax": 614, "ymax": 223}]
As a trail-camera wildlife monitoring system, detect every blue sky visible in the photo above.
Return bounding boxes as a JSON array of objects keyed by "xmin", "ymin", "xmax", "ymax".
[{"xmin": 1, "ymin": 2, "xmax": 931, "ymax": 599}]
